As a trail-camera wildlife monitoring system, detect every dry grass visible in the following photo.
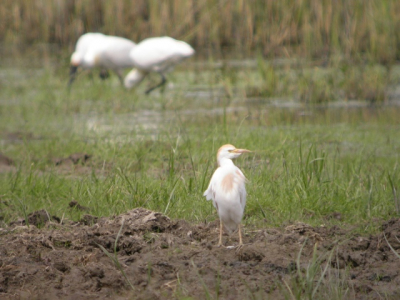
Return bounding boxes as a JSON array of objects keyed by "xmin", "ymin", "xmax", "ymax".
[{"xmin": 1, "ymin": 0, "xmax": 399, "ymax": 62}]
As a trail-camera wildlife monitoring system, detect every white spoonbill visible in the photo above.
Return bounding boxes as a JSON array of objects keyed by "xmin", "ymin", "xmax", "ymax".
[
  {"xmin": 203, "ymin": 144, "xmax": 251, "ymax": 247},
  {"xmin": 69, "ymin": 33, "xmax": 136, "ymax": 86},
  {"xmin": 124, "ymin": 36, "xmax": 195, "ymax": 94}
]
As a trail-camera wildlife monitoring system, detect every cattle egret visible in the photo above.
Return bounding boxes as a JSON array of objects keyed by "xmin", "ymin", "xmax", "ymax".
[
  {"xmin": 69, "ymin": 33, "xmax": 136, "ymax": 86},
  {"xmin": 124, "ymin": 36, "xmax": 195, "ymax": 94},
  {"xmin": 203, "ymin": 144, "xmax": 251, "ymax": 247}
]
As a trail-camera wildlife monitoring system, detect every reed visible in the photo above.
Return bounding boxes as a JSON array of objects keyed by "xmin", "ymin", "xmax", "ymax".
[{"xmin": 1, "ymin": 0, "xmax": 399, "ymax": 62}]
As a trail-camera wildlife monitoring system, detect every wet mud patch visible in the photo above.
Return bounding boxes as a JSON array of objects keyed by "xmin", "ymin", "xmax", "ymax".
[
  {"xmin": 0, "ymin": 210, "xmax": 400, "ymax": 299},
  {"xmin": 0, "ymin": 151, "xmax": 112, "ymax": 177},
  {"xmin": 53, "ymin": 153, "xmax": 92, "ymax": 166},
  {"xmin": 50, "ymin": 152, "xmax": 113, "ymax": 176},
  {"xmin": 1, "ymin": 131, "xmax": 35, "ymax": 142}
]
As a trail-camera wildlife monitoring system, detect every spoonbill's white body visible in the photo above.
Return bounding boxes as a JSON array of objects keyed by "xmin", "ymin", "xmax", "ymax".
[
  {"xmin": 124, "ymin": 36, "xmax": 195, "ymax": 94},
  {"xmin": 203, "ymin": 144, "xmax": 251, "ymax": 246},
  {"xmin": 69, "ymin": 33, "xmax": 136, "ymax": 86}
]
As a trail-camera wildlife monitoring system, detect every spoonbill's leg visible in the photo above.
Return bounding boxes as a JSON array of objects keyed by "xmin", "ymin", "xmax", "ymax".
[
  {"xmin": 99, "ymin": 69, "xmax": 110, "ymax": 80},
  {"xmin": 114, "ymin": 70, "xmax": 124, "ymax": 85},
  {"xmin": 68, "ymin": 66, "xmax": 79, "ymax": 87},
  {"xmin": 145, "ymin": 73, "xmax": 167, "ymax": 94}
]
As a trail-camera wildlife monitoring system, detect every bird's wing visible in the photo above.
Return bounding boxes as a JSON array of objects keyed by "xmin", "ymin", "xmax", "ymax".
[
  {"xmin": 203, "ymin": 166, "xmax": 247, "ymax": 209},
  {"xmin": 231, "ymin": 168, "xmax": 247, "ymax": 210},
  {"xmin": 238, "ymin": 170, "xmax": 247, "ymax": 211},
  {"xmin": 203, "ymin": 167, "xmax": 223, "ymax": 209},
  {"xmin": 129, "ymin": 37, "xmax": 194, "ymax": 72},
  {"xmin": 203, "ymin": 172, "xmax": 217, "ymax": 201}
]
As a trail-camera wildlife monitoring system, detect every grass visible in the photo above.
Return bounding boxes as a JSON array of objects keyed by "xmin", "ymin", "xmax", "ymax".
[{"xmin": 0, "ymin": 51, "xmax": 400, "ymax": 236}]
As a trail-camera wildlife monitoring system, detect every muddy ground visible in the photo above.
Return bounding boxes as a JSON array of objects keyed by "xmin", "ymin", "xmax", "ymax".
[{"xmin": 0, "ymin": 208, "xmax": 399, "ymax": 300}]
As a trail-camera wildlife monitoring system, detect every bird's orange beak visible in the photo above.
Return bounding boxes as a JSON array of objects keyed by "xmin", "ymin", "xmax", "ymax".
[{"xmin": 232, "ymin": 148, "xmax": 252, "ymax": 154}]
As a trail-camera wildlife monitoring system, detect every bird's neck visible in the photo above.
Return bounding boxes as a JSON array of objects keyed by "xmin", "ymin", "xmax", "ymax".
[
  {"xmin": 218, "ymin": 158, "xmax": 235, "ymax": 168},
  {"xmin": 124, "ymin": 69, "xmax": 146, "ymax": 89}
]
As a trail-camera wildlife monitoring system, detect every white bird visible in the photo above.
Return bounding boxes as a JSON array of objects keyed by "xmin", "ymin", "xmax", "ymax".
[
  {"xmin": 124, "ymin": 36, "xmax": 195, "ymax": 94},
  {"xmin": 69, "ymin": 33, "xmax": 136, "ymax": 86},
  {"xmin": 203, "ymin": 144, "xmax": 251, "ymax": 247}
]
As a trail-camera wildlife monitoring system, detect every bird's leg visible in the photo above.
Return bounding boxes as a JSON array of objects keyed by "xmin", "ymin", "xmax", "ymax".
[
  {"xmin": 99, "ymin": 69, "xmax": 110, "ymax": 80},
  {"xmin": 218, "ymin": 219, "xmax": 223, "ymax": 247},
  {"xmin": 68, "ymin": 65, "xmax": 79, "ymax": 88},
  {"xmin": 88, "ymin": 71, "xmax": 94, "ymax": 83},
  {"xmin": 114, "ymin": 70, "xmax": 124, "ymax": 85},
  {"xmin": 234, "ymin": 224, "xmax": 245, "ymax": 254},
  {"xmin": 238, "ymin": 224, "xmax": 243, "ymax": 246},
  {"xmin": 145, "ymin": 73, "xmax": 167, "ymax": 94}
]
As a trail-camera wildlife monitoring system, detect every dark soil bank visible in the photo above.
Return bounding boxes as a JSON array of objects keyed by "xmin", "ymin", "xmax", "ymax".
[{"xmin": 1, "ymin": 208, "xmax": 399, "ymax": 299}]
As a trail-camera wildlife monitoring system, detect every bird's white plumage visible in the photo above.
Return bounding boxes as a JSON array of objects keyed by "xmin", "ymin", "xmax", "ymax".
[
  {"xmin": 203, "ymin": 144, "xmax": 250, "ymax": 237},
  {"xmin": 129, "ymin": 36, "xmax": 194, "ymax": 72},
  {"xmin": 69, "ymin": 33, "xmax": 136, "ymax": 85},
  {"xmin": 204, "ymin": 162, "xmax": 247, "ymax": 233},
  {"xmin": 75, "ymin": 34, "xmax": 135, "ymax": 70},
  {"xmin": 124, "ymin": 36, "xmax": 195, "ymax": 91},
  {"xmin": 95, "ymin": 36, "xmax": 137, "ymax": 70}
]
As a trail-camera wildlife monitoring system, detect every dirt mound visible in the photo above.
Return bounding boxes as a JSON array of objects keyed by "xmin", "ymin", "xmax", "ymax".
[{"xmin": 0, "ymin": 210, "xmax": 399, "ymax": 299}]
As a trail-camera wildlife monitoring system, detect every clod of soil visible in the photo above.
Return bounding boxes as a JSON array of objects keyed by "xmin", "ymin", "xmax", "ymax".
[
  {"xmin": 69, "ymin": 200, "xmax": 90, "ymax": 212},
  {"xmin": 79, "ymin": 214, "xmax": 99, "ymax": 225},
  {"xmin": 0, "ymin": 209, "xmax": 399, "ymax": 299}
]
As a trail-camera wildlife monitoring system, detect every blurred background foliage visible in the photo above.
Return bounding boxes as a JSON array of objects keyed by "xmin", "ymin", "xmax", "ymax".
[{"xmin": 1, "ymin": 0, "xmax": 399, "ymax": 62}]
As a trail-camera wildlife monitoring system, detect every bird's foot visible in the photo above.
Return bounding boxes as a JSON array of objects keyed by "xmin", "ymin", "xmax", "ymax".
[
  {"xmin": 225, "ymin": 244, "xmax": 246, "ymax": 251},
  {"xmin": 234, "ymin": 243, "xmax": 251, "ymax": 254},
  {"xmin": 235, "ymin": 244, "xmax": 243, "ymax": 254}
]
